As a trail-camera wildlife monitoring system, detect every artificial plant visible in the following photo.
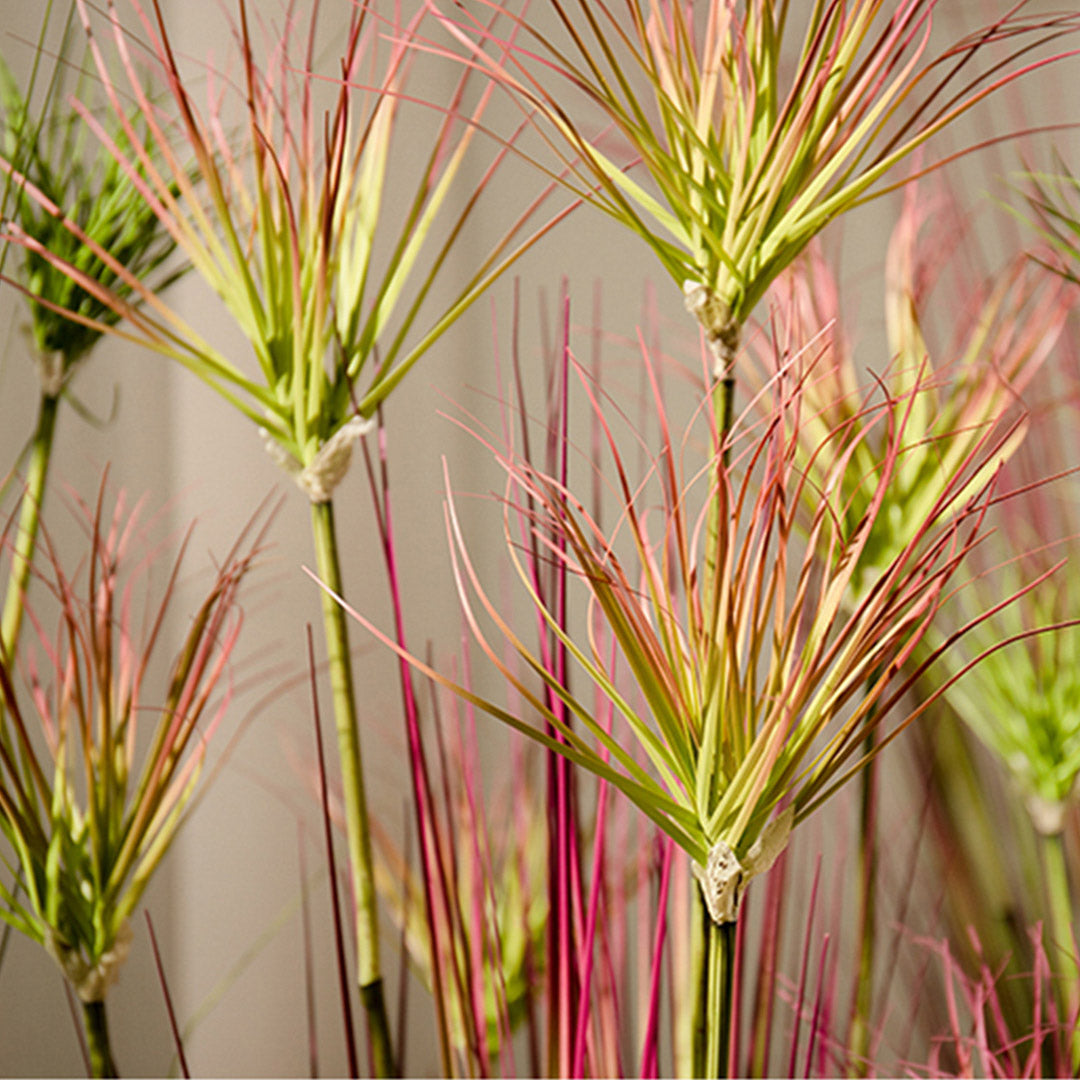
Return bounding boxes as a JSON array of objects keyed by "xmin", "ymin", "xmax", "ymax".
[
  {"xmin": 0, "ymin": 9, "xmax": 183, "ymax": 662},
  {"xmin": 0, "ymin": 2, "xmax": 568, "ymax": 1070},
  {"xmin": 0, "ymin": 477, "xmax": 270, "ymax": 1076}
]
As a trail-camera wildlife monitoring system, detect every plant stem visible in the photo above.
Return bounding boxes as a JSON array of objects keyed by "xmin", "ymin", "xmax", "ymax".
[
  {"xmin": 82, "ymin": 999, "xmax": 118, "ymax": 1078},
  {"xmin": 703, "ymin": 329, "xmax": 739, "ymax": 645},
  {"xmin": 692, "ymin": 889, "xmax": 737, "ymax": 1079},
  {"xmin": 690, "ymin": 884, "xmax": 708, "ymax": 1077},
  {"xmin": 706, "ymin": 917, "xmax": 737, "ymax": 1078},
  {"xmin": 1041, "ymin": 830, "xmax": 1079, "ymax": 1065},
  {"xmin": 695, "ymin": 324, "xmax": 740, "ymax": 1079},
  {"xmin": 848, "ymin": 732, "xmax": 878, "ymax": 1075},
  {"xmin": 1, "ymin": 391, "xmax": 59, "ymax": 657},
  {"xmin": 309, "ymin": 499, "xmax": 396, "ymax": 1078}
]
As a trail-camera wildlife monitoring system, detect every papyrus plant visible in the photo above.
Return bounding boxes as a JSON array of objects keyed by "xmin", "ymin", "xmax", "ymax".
[
  {"xmin": 327, "ymin": 333, "xmax": 1022, "ymax": 1076},
  {"xmin": 0, "ymin": 3, "xmax": 566, "ymax": 1068},
  {"xmin": 372, "ymin": 733, "xmax": 547, "ymax": 1075},
  {"xmin": 0, "ymin": 28, "xmax": 183, "ymax": 660},
  {"xmin": 750, "ymin": 189, "xmax": 1072, "ymax": 1067},
  {"xmin": 430, "ymin": 0, "xmax": 1076, "ymax": 372},
  {"xmin": 0, "ymin": 479, "xmax": 268, "ymax": 1077},
  {"xmin": 923, "ymin": 392, "xmax": 1080, "ymax": 1046},
  {"xmin": 761, "ymin": 189, "xmax": 1070, "ymax": 594}
]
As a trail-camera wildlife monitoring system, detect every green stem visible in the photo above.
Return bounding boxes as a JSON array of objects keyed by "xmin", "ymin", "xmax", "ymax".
[
  {"xmin": 703, "ymin": 327, "xmax": 739, "ymax": 640},
  {"xmin": 690, "ymin": 885, "xmax": 708, "ymax": 1078},
  {"xmin": 706, "ymin": 917, "xmax": 737, "ymax": 1079},
  {"xmin": 82, "ymin": 999, "xmax": 118, "ymax": 1078},
  {"xmin": 848, "ymin": 732, "xmax": 878, "ymax": 1075},
  {"xmin": 696, "ymin": 319, "xmax": 740, "ymax": 1079},
  {"xmin": 1041, "ymin": 830, "xmax": 1078, "ymax": 1067},
  {"xmin": 1, "ymin": 392, "xmax": 59, "ymax": 658},
  {"xmin": 310, "ymin": 499, "xmax": 396, "ymax": 1078},
  {"xmin": 692, "ymin": 889, "xmax": 737, "ymax": 1079}
]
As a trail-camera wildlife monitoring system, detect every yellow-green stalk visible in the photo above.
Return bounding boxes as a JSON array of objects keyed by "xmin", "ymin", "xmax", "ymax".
[{"xmin": 0, "ymin": 25, "xmax": 183, "ymax": 663}]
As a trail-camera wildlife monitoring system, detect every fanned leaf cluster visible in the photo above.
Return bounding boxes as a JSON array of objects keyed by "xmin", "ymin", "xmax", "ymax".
[
  {"xmin": 333, "ymin": 338, "xmax": 1019, "ymax": 875},
  {"xmin": 2, "ymin": 0, "xmax": 566, "ymax": 477},
  {"xmin": 0, "ymin": 40, "xmax": 181, "ymax": 379},
  {"xmin": 0, "ymin": 481, "xmax": 268, "ymax": 993},
  {"xmin": 755, "ymin": 190, "xmax": 1071, "ymax": 594},
  {"xmin": 431, "ymin": 0, "xmax": 1077, "ymax": 348}
]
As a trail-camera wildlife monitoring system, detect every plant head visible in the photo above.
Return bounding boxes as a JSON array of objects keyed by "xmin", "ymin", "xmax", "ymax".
[
  {"xmin": 0, "ymin": 476, "xmax": 270, "ymax": 1000},
  {"xmin": 324, "ymin": 330, "xmax": 1019, "ymax": 924},
  {"xmin": 372, "ymin": 734, "xmax": 547, "ymax": 1072},
  {"xmin": 925, "ymin": 388, "xmax": 1080, "ymax": 837},
  {"xmin": 428, "ymin": 0, "xmax": 1077, "ymax": 364},
  {"xmin": 1, "ymin": 0, "xmax": 567, "ymax": 503},
  {"xmin": 0, "ymin": 24, "xmax": 183, "ymax": 393},
  {"xmin": 753, "ymin": 185, "xmax": 1071, "ymax": 597}
]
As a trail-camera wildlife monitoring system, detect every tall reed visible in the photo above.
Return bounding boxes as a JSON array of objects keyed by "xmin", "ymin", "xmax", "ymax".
[
  {"xmin": 0, "ymin": 476, "xmax": 270, "ymax": 1075},
  {"xmin": 323, "ymin": 320, "xmax": 1035, "ymax": 1075},
  {"xmin": 0, "ymin": 11, "xmax": 183, "ymax": 662}
]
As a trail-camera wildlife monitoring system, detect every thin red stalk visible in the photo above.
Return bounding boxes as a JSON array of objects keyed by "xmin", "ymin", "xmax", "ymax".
[
  {"xmin": 749, "ymin": 847, "xmax": 788, "ymax": 1076},
  {"xmin": 460, "ymin": 748, "xmax": 489, "ymax": 1076},
  {"xmin": 360, "ymin": 428, "xmax": 454, "ymax": 1074},
  {"xmin": 969, "ymin": 940, "xmax": 1015, "ymax": 1077},
  {"xmin": 788, "ymin": 856, "xmax": 824, "ymax": 1078},
  {"xmin": 394, "ymin": 802, "xmax": 411, "ymax": 1077},
  {"xmin": 638, "ymin": 835, "xmax": 674, "ymax": 1079},
  {"xmin": 144, "ymin": 910, "xmax": 190, "ymax": 1079},
  {"xmin": 430, "ymin": 692, "xmax": 489, "ymax": 1075},
  {"xmin": 510, "ymin": 739, "xmax": 543, "ymax": 1078},
  {"xmin": 635, "ymin": 810, "xmax": 653, "ymax": 1061},
  {"xmin": 604, "ymin": 796, "xmax": 629, "ymax": 1077},
  {"xmin": 803, "ymin": 935, "xmax": 832, "ymax": 1080},
  {"xmin": 457, "ymin": 704, "xmax": 518, "ymax": 1079},
  {"xmin": 571, "ymin": 637, "xmax": 617, "ymax": 1077},
  {"xmin": 537, "ymin": 286, "xmax": 578, "ymax": 1078},
  {"xmin": 305, "ymin": 625, "xmax": 359, "ymax": 1080}
]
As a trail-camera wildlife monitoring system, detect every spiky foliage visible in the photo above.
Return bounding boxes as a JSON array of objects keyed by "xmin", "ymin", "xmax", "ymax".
[
  {"xmin": 0, "ymin": 478, "xmax": 268, "ymax": 1075},
  {"xmin": 935, "ymin": 490, "xmax": 1080, "ymax": 836},
  {"xmin": 0, "ymin": 7, "xmax": 567, "ymax": 1066},
  {"xmin": 0, "ymin": 0, "xmax": 565, "ymax": 474},
  {"xmin": 329, "ymin": 333, "xmax": 1018, "ymax": 913},
  {"xmin": 429, "ymin": 0, "xmax": 1076, "ymax": 363},
  {"xmin": 322, "ymin": 331, "xmax": 1030, "ymax": 1075},
  {"xmin": 745, "ymin": 187, "xmax": 1073, "ymax": 1071},
  {"xmin": 755, "ymin": 187, "xmax": 1071, "ymax": 595},
  {"xmin": 0, "ymin": 20, "xmax": 187, "ymax": 662},
  {"xmin": 1021, "ymin": 155, "xmax": 1080, "ymax": 287},
  {"xmin": 0, "ymin": 35, "xmax": 182, "ymax": 383}
]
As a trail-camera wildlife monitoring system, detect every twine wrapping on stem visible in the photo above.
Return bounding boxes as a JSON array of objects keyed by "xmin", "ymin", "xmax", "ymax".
[
  {"xmin": 683, "ymin": 281, "xmax": 740, "ymax": 379},
  {"xmin": 261, "ymin": 415, "xmax": 374, "ymax": 503},
  {"xmin": 36, "ymin": 349, "xmax": 64, "ymax": 398},
  {"xmin": 45, "ymin": 921, "xmax": 133, "ymax": 1003},
  {"xmin": 693, "ymin": 807, "xmax": 794, "ymax": 925}
]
